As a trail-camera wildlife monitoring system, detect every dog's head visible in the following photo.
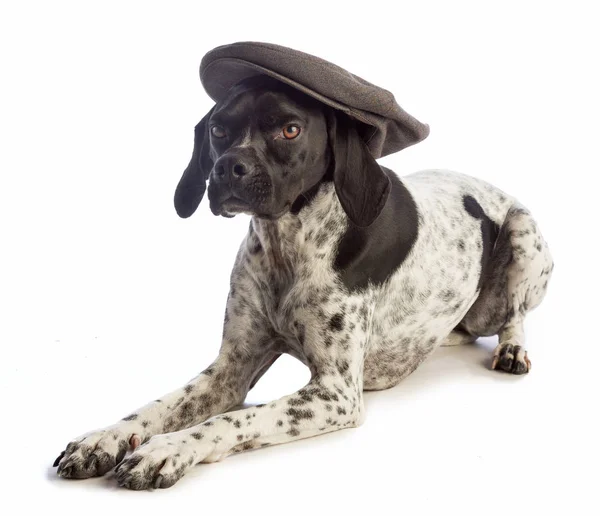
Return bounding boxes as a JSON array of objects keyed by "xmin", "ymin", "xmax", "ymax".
[{"xmin": 174, "ymin": 76, "xmax": 390, "ymax": 227}]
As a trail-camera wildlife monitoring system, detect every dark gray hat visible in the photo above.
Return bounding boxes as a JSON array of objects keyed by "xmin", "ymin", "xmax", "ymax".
[{"xmin": 199, "ymin": 42, "xmax": 430, "ymax": 159}]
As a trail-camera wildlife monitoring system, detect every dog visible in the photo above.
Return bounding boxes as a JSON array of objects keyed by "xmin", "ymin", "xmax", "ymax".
[{"xmin": 53, "ymin": 75, "xmax": 553, "ymax": 489}]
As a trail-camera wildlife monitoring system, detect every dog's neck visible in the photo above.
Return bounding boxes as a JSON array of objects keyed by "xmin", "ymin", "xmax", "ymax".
[
  {"xmin": 249, "ymin": 180, "xmax": 338, "ymax": 281},
  {"xmin": 251, "ymin": 213, "xmax": 302, "ymax": 282}
]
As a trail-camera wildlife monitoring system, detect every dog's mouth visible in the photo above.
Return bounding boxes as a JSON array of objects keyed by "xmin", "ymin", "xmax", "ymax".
[
  {"xmin": 212, "ymin": 195, "xmax": 253, "ymax": 217},
  {"xmin": 208, "ymin": 179, "xmax": 292, "ymax": 219},
  {"xmin": 210, "ymin": 194, "xmax": 292, "ymax": 220}
]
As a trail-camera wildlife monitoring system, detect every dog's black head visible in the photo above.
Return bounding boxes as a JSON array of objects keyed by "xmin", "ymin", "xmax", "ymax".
[{"xmin": 174, "ymin": 75, "xmax": 390, "ymax": 227}]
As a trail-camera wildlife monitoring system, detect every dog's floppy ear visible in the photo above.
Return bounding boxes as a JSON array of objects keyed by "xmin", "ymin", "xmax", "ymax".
[
  {"xmin": 174, "ymin": 107, "xmax": 215, "ymax": 218},
  {"xmin": 326, "ymin": 110, "xmax": 391, "ymax": 228}
]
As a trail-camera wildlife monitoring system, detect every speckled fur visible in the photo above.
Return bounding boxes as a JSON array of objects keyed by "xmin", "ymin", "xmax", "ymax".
[{"xmin": 54, "ymin": 167, "xmax": 553, "ymax": 489}]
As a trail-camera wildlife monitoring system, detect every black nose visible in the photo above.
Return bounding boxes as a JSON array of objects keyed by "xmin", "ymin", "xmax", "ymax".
[{"xmin": 213, "ymin": 154, "xmax": 252, "ymax": 182}]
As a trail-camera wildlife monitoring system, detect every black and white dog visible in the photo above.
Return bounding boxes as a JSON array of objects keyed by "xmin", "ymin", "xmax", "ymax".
[{"xmin": 54, "ymin": 76, "xmax": 553, "ymax": 489}]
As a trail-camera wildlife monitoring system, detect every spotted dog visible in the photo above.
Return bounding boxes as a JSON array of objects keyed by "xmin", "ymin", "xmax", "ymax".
[{"xmin": 54, "ymin": 76, "xmax": 553, "ymax": 489}]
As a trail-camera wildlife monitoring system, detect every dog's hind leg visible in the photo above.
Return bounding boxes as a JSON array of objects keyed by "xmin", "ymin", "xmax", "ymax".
[
  {"xmin": 492, "ymin": 204, "xmax": 553, "ymax": 374},
  {"xmin": 460, "ymin": 203, "xmax": 554, "ymax": 374}
]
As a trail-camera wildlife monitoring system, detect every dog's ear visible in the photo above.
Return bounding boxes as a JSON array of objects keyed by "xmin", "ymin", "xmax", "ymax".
[
  {"xmin": 174, "ymin": 107, "xmax": 215, "ymax": 218},
  {"xmin": 326, "ymin": 110, "xmax": 391, "ymax": 228}
]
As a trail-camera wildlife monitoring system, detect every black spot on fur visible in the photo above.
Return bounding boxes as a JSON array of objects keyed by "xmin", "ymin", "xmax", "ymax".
[
  {"xmin": 288, "ymin": 398, "xmax": 308, "ymax": 406},
  {"xmin": 122, "ymin": 414, "xmax": 138, "ymax": 421},
  {"xmin": 249, "ymin": 240, "xmax": 263, "ymax": 254},
  {"xmin": 316, "ymin": 389, "xmax": 338, "ymax": 402},
  {"xmin": 334, "ymin": 169, "xmax": 418, "ymax": 291},
  {"xmin": 439, "ymin": 289, "xmax": 456, "ymax": 302},
  {"xmin": 336, "ymin": 359, "xmax": 350, "ymax": 375},
  {"xmin": 329, "ymin": 313, "xmax": 344, "ymax": 332},
  {"xmin": 286, "ymin": 408, "xmax": 315, "ymax": 421},
  {"xmin": 463, "ymin": 195, "xmax": 500, "ymax": 290},
  {"xmin": 314, "ymin": 231, "xmax": 329, "ymax": 248}
]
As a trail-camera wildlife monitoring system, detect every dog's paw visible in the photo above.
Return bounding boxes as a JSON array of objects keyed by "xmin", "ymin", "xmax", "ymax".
[
  {"xmin": 54, "ymin": 428, "xmax": 132, "ymax": 479},
  {"xmin": 115, "ymin": 435, "xmax": 197, "ymax": 490},
  {"xmin": 491, "ymin": 342, "xmax": 531, "ymax": 375}
]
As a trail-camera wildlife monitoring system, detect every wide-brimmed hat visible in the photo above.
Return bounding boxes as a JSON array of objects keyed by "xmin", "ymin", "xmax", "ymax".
[{"xmin": 199, "ymin": 41, "xmax": 429, "ymax": 158}]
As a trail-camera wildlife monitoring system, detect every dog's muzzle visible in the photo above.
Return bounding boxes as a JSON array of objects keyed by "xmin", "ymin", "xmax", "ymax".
[{"xmin": 207, "ymin": 151, "xmax": 272, "ymax": 216}]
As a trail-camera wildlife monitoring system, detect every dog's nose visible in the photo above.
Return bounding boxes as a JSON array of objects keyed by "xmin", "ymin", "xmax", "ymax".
[{"xmin": 213, "ymin": 154, "xmax": 252, "ymax": 182}]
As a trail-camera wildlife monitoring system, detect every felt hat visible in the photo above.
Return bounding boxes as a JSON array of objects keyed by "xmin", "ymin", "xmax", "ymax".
[{"xmin": 199, "ymin": 41, "xmax": 429, "ymax": 158}]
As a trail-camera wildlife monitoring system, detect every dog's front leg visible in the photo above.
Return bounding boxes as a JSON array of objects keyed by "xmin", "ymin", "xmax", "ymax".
[
  {"xmin": 54, "ymin": 269, "xmax": 281, "ymax": 480},
  {"xmin": 53, "ymin": 346, "xmax": 277, "ymax": 479},
  {"xmin": 114, "ymin": 371, "xmax": 364, "ymax": 489}
]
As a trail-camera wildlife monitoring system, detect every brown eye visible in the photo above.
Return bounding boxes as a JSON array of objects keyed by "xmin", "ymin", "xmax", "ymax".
[
  {"xmin": 211, "ymin": 125, "xmax": 226, "ymax": 138},
  {"xmin": 282, "ymin": 124, "xmax": 301, "ymax": 139}
]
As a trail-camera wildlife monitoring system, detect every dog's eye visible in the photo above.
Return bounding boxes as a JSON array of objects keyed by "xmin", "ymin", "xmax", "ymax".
[
  {"xmin": 211, "ymin": 126, "xmax": 226, "ymax": 138},
  {"xmin": 282, "ymin": 124, "xmax": 301, "ymax": 140}
]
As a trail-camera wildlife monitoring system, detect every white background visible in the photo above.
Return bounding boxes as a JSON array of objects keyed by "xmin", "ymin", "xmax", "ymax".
[{"xmin": 1, "ymin": 1, "xmax": 598, "ymax": 514}]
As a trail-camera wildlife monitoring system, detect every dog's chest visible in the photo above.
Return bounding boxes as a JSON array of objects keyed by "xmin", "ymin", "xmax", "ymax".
[{"xmin": 247, "ymin": 212, "xmax": 344, "ymax": 352}]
